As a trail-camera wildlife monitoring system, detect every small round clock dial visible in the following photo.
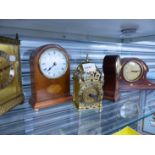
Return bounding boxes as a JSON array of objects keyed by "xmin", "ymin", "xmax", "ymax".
[
  {"xmin": 82, "ymin": 86, "xmax": 101, "ymax": 104},
  {"xmin": 39, "ymin": 48, "xmax": 68, "ymax": 79},
  {"xmin": 82, "ymin": 87, "xmax": 99, "ymax": 104},
  {"xmin": 123, "ymin": 61, "xmax": 143, "ymax": 82}
]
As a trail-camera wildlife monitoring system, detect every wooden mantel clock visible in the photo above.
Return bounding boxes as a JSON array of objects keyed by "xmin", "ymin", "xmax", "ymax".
[
  {"xmin": 120, "ymin": 58, "xmax": 155, "ymax": 90},
  {"xmin": 29, "ymin": 44, "xmax": 72, "ymax": 110},
  {"xmin": 103, "ymin": 55, "xmax": 121, "ymax": 101}
]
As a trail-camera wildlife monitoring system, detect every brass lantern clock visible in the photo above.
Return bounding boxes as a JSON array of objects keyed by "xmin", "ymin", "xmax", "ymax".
[
  {"xmin": 73, "ymin": 55, "xmax": 103, "ymax": 110},
  {"xmin": 0, "ymin": 35, "xmax": 24, "ymax": 115}
]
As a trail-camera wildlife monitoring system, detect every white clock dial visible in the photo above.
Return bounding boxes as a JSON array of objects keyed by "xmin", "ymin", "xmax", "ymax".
[
  {"xmin": 123, "ymin": 61, "xmax": 143, "ymax": 82},
  {"xmin": 39, "ymin": 48, "xmax": 68, "ymax": 79}
]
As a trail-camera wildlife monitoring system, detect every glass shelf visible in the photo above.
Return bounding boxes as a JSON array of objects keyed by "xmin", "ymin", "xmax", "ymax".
[
  {"xmin": 0, "ymin": 90, "xmax": 155, "ymax": 135},
  {"xmin": 25, "ymin": 90, "xmax": 155, "ymax": 135}
]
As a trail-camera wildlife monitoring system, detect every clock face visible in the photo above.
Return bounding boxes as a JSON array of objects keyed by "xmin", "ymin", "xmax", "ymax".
[
  {"xmin": 0, "ymin": 51, "xmax": 15, "ymax": 89},
  {"xmin": 82, "ymin": 87, "xmax": 99, "ymax": 104},
  {"xmin": 39, "ymin": 48, "xmax": 68, "ymax": 79},
  {"xmin": 123, "ymin": 61, "xmax": 143, "ymax": 82},
  {"xmin": 115, "ymin": 57, "xmax": 121, "ymax": 75}
]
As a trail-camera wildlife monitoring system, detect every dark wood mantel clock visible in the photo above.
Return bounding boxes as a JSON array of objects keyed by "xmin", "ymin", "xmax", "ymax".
[
  {"xmin": 120, "ymin": 58, "xmax": 155, "ymax": 90},
  {"xmin": 103, "ymin": 55, "xmax": 122, "ymax": 101},
  {"xmin": 29, "ymin": 44, "xmax": 72, "ymax": 110},
  {"xmin": 0, "ymin": 35, "xmax": 24, "ymax": 115}
]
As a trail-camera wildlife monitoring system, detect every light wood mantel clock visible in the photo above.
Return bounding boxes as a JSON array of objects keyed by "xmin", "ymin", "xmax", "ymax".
[{"xmin": 29, "ymin": 44, "xmax": 72, "ymax": 110}]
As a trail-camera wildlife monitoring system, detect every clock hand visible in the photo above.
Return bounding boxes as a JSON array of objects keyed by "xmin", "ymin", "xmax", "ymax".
[
  {"xmin": 89, "ymin": 93, "xmax": 98, "ymax": 100},
  {"xmin": 131, "ymin": 70, "xmax": 140, "ymax": 73},
  {"xmin": 47, "ymin": 62, "xmax": 56, "ymax": 71}
]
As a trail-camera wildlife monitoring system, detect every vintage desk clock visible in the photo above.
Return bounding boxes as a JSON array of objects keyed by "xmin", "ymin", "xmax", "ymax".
[
  {"xmin": 120, "ymin": 58, "xmax": 155, "ymax": 90},
  {"xmin": 103, "ymin": 55, "xmax": 121, "ymax": 101},
  {"xmin": 0, "ymin": 35, "xmax": 24, "ymax": 115},
  {"xmin": 73, "ymin": 55, "xmax": 103, "ymax": 110},
  {"xmin": 29, "ymin": 44, "xmax": 71, "ymax": 110}
]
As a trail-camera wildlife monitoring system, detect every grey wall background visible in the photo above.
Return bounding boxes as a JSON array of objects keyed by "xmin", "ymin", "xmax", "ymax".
[{"xmin": 0, "ymin": 36, "xmax": 155, "ymax": 134}]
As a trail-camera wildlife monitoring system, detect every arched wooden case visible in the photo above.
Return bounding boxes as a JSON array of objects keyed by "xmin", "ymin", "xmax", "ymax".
[
  {"xmin": 120, "ymin": 58, "xmax": 155, "ymax": 90},
  {"xmin": 29, "ymin": 44, "xmax": 72, "ymax": 110},
  {"xmin": 103, "ymin": 55, "xmax": 121, "ymax": 101}
]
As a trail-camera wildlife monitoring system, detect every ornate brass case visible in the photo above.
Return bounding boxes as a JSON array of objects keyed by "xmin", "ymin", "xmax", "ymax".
[
  {"xmin": 0, "ymin": 35, "xmax": 24, "ymax": 115},
  {"xmin": 73, "ymin": 58, "xmax": 103, "ymax": 110}
]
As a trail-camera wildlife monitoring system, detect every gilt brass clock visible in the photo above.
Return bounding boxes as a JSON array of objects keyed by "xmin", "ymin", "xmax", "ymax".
[
  {"xmin": 120, "ymin": 58, "xmax": 155, "ymax": 89},
  {"xmin": 0, "ymin": 35, "xmax": 24, "ymax": 115},
  {"xmin": 29, "ymin": 44, "xmax": 72, "ymax": 110},
  {"xmin": 0, "ymin": 51, "xmax": 15, "ymax": 89},
  {"xmin": 73, "ymin": 55, "xmax": 103, "ymax": 110},
  {"xmin": 103, "ymin": 55, "xmax": 121, "ymax": 101}
]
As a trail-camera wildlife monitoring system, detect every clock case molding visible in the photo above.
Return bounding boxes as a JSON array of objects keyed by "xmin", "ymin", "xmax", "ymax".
[
  {"xmin": 120, "ymin": 58, "xmax": 155, "ymax": 90},
  {"xmin": 29, "ymin": 44, "xmax": 72, "ymax": 110}
]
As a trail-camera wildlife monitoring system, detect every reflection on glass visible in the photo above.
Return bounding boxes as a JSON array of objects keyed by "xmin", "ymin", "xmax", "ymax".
[
  {"xmin": 120, "ymin": 101, "xmax": 139, "ymax": 119},
  {"xmin": 78, "ymin": 109, "xmax": 101, "ymax": 135}
]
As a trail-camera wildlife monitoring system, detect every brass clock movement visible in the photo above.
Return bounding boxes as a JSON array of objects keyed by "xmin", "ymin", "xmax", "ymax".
[
  {"xmin": 0, "ymin": 35, "xmax": 24, "ymax": 115},
  {"xmin": 103, "ymin": 55, "xmax": 121, "ymax": 101},
  {"xmin": 73, "ymin": 55, "xmax": 103, "ymax": 110},
  {"xmin": 120, "ymin": 58, "xmax": 155, "ymax": 89},
  {"xmin": 29, "ymin": 44, "xmax": 72, "ymax": 110}
]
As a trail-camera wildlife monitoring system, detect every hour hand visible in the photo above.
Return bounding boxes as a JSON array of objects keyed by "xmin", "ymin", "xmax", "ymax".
[
  {"xmin": 47, "ymin": 62, "xmax": 56, "ymax": 71},
  {"xmin": 47, "ymin": 66, "xmax": 52, "ymax": 71},
  {"xmin": 131, "ymin": 70, "xmax": 139, "ymax": 73}
]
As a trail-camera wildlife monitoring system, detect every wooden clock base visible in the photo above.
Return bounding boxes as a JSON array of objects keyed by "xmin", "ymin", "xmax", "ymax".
[
  {"xmin": 30, "ymin": 95, "xmax": 73, "ymax": 110},
  {"xmin": 103, "ymin": 94, "xmax": 119, "ymax": 102}
]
